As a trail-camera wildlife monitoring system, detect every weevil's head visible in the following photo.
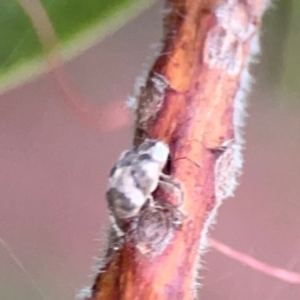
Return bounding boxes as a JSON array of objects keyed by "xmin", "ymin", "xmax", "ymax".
[{"xmin": 137, "ymin": 139, "xmax": 169, "ymax": 170}]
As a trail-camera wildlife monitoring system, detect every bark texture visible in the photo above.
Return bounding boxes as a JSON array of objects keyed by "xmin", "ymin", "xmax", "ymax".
[{"xmin": 90, "ymin": 0, "xmax": 268, "ymax": 299}]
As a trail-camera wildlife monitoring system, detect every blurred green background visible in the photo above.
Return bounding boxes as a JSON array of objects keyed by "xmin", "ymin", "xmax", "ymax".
[
  {"xmin": 1, "ymin": 0, "xmax": 300, "ymax": 96},
  {"xmin": 0, "ymin": 0, "xmax": 156, "ymax": 92}
]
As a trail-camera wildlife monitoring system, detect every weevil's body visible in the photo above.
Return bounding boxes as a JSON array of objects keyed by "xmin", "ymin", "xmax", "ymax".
[{"xmin": 106, "ymin": 139, "xmax": 182, "ymax": 233}]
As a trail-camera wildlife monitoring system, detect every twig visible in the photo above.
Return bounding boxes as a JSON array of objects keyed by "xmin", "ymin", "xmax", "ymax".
[{"xmin": 89, "ymin": 0, "xmax": 269, "ymax": 299}]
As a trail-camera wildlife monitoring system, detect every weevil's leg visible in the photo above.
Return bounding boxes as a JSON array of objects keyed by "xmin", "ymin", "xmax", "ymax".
[
  {"xmin": 148, "ymin": 194, "xmax": 164, "ymax": 210},
  {"xmin": 171, "ymin": 209, "xmax": 184, "ymax": 226},
  {"xmin": 158, "ymin": 173, "xmax": 184, "ymax": 207},
  {"xmin": 147, "ymin": 194, "xmax": 165, "ymax": 210},
  {"xmin": 147, "ymin": 194, "xmax": 155, "ymax": 207},
  {"xmin": 156, "ymin": 178, "xmax": 185, "ymax": 227},
  {"xmin": 159, "ymin": 173, "xmax": 181, "ymax": 190},
  {"xmin": 109, "ymin": 212, "xmax": 125, "ymax": 238}
]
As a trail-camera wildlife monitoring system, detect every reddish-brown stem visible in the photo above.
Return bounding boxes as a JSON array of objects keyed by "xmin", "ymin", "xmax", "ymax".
[{"xmin": 90, "ymin": 0, "xmax": 268, "ymax": 299}]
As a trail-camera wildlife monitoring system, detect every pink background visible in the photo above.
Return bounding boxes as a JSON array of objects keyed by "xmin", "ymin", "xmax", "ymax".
[{"xmin": 1, "ymin": 1, "xmax": 300, "ymax": 299}]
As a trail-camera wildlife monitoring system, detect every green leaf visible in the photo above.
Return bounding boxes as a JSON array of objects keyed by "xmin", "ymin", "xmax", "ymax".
[
  {"xmin": 0, "ymin": 0, "xmax": 157, "ymax": 94},
  {"xmin": 280, "ymin": 0, "xmax": 300, "ymax": 95}
]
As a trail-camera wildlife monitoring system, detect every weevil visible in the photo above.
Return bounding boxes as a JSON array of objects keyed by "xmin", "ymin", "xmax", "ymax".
[{"xmin": 106, "ymin": 139, "xmax": 183, "ymax": 233}]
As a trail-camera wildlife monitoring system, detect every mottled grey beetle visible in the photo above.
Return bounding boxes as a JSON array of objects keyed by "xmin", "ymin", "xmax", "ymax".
[{"xmin": 106, "ymin": 139, "xmax": 183, "ymax": 233}]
